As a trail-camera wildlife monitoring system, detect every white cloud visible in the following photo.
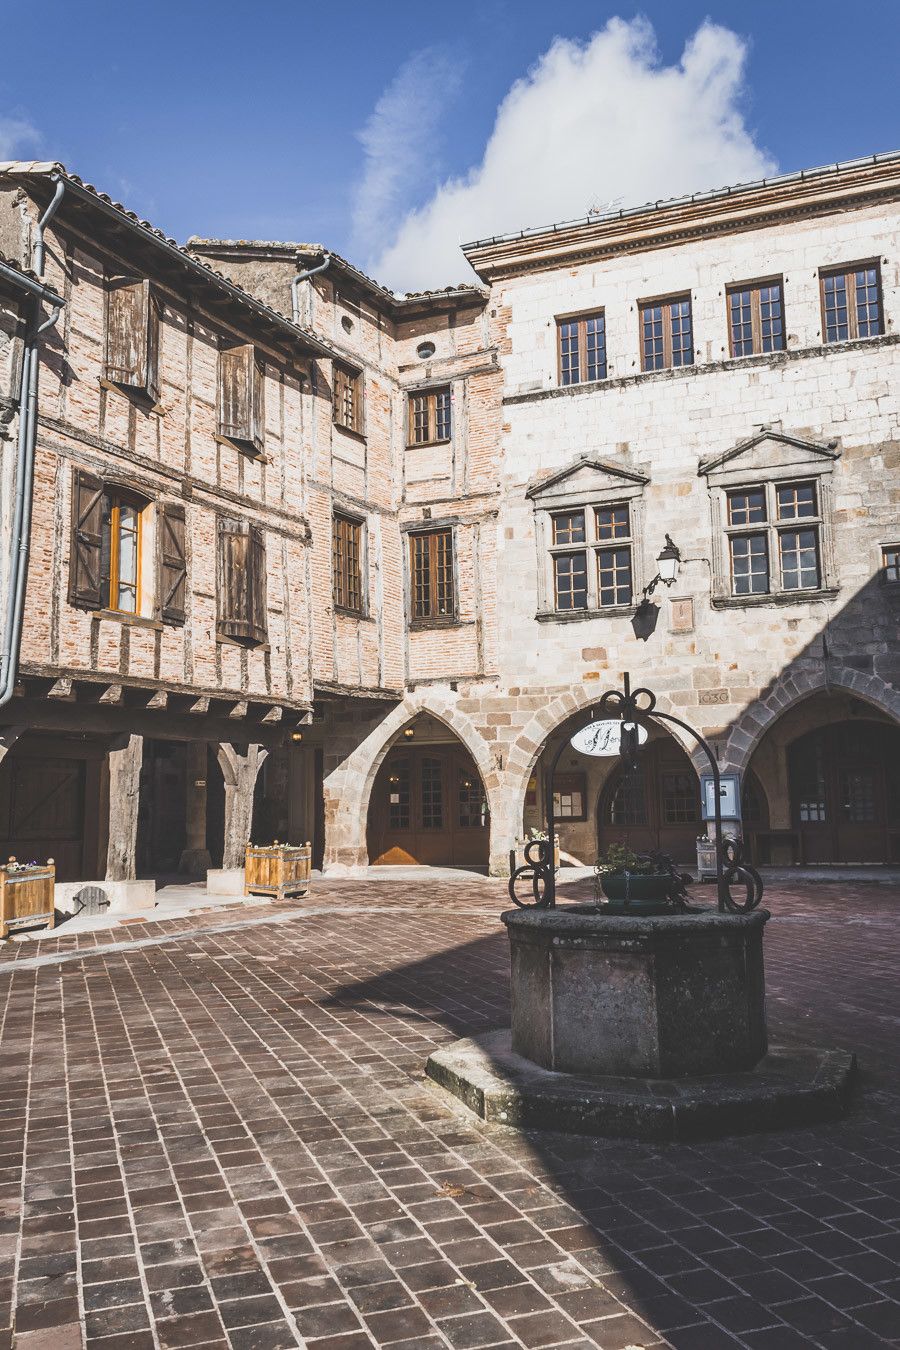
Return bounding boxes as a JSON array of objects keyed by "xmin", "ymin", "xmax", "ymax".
[
  {"xmin": 352, "ymin": 46, "xmax": 462, "ymax": 275},
  {"xmin": 0, "ymin": 115, "xmax": 41, "ymax": 160},
  {"xmin": 370, "ymin": 17, "xmax": 776, "ymax": 292}
]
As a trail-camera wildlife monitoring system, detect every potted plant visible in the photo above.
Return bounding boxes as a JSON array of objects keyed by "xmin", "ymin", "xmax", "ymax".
[{"xmin": 594, "ymin": 843, "xmax": 678, "ymax": 914}]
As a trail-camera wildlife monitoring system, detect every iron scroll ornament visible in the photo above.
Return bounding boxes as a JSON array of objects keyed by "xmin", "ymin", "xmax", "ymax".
[{"xmin": 507, "ymin": 673, "xmax": 765, "ymax": 914}]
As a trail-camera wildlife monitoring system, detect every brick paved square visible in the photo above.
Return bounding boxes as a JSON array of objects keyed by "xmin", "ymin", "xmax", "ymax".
[{"xmin": 0, "ymin": 878, "xmax": 898, "ymax": 1347}]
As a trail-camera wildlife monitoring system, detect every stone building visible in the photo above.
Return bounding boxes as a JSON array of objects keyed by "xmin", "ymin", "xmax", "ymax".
[{"xmin": 0, "ymin": 151, "xmax": 897, "ymax": 885}]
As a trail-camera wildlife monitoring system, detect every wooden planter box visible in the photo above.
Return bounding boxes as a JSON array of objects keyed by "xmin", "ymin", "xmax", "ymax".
[
  {"xmin": 245, "ymin": 843, "xmax": 311, "ymax": 900},
  {"xmin": 0, "ymin": 860, "xmax": 56, "ymax": 939}
]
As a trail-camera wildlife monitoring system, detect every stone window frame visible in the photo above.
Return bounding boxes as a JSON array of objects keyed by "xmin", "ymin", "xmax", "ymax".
[
  {"xmin": 819, "ymin": 258, "xmax": 884, "ymax": 344},
  {"xmin": 531, "ymin": 469, "xmax": 648, "ymax": 622},
  {"xmin": 704, "ymin": 454, "xmax": 839, "ymax": 609}
]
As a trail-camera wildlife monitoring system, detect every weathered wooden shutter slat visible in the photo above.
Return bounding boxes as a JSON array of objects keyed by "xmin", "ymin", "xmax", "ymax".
[
  {"xmin": 105, "ymin": 278, "xmax": 159, "ymax": 401},
  {"xmin": 249, "ymin": 525, "xmax": 268, "ymax": 645},
  {"xmin": 68, "ymin": 468, "xmax": 104, "ymax": 610},
  {"xmin": 217, "ymin": 344, "xmax": 265, "ymax": 454},
  {"xmin": 158, "ymin": 502, "xmax": 186, "ymax": 625},
  {"xmin": 218, "ymin": 518, "xmax": 252, "ymax": 641}
]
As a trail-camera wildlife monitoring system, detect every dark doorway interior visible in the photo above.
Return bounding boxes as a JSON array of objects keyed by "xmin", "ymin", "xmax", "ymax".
[
  {"xmin": 367, "ymin": 743, "xmax": 489, "ymax": 868},
  {"xmin": 137, "ymin": 740, "xmax": 187, "ymax": 876},
  {"xmin": 789, "ymin": 720, "xmax": 900, "ymax": 863}
]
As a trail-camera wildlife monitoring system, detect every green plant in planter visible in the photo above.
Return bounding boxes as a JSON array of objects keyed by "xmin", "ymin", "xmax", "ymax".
[{"xmin": 594, "ymin": 843, "xmax": 677, "ymax": 913}]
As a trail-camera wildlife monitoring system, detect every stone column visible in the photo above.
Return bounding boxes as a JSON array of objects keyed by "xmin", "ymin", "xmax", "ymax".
[
  {"xmin": 105, "ymin": 734, "xmax": 143, "ymax": 881},
  {"xmin": 216, "ymin": 743, "xmax": 268, "ymax": 870},
  {"xmin": 179, "ymin": 741, "xmax": 212, "ymax": 875}
]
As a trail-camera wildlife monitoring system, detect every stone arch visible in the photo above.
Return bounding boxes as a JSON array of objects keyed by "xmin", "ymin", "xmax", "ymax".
[
  {"xmin": 322, "ymin": 689, "xmax": 499, "ymax": 873},
  {"xmin": 719, "ymin": 664, "xmax": 900, "ymax": 776},
  {"xmin": 499, "ymin": 683, "xmax": 699, "ymax": 867}
]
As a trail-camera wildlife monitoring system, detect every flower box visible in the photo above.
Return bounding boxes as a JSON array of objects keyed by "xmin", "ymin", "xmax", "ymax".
[
  {"xmin": 244, "ymin": 843, "xmax": 311, "ymax": 900},
  {"xmin": 0, "ymin": 858, "xmax": 56, "ymax": 938}
]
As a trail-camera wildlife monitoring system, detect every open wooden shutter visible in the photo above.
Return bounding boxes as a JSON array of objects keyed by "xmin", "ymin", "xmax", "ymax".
[
  {"xmin": 68, "ymin": 468, "xmax": 104, "ymax": 609},
  {"xmin": 105, "ymin": 278, "xmax": 159, "ymax": 402},
  {"xmin": 158, "ymin": 502, "xmax": 186, "ymax": 625},
  {"xmin": 217, "ymin": 344, "xmax": 265, "ymax": 454},
  {"xmin": 248, "ymin": 525, "xmax": 268, "ymax": 644}
]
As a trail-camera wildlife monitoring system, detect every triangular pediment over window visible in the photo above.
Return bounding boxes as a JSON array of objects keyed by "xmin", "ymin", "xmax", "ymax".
[
  {"xmin": 527, "ymin": 455, "xmax": 649, "ymax": 506},
  {"xmin": 699, "ymin": 430, "xmax": 840, "ymax": 485}
]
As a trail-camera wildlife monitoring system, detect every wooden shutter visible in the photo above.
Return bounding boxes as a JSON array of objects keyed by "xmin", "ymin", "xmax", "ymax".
[
  {"xmin": 105, "ymin": 278, "xmax": 159, "ymax": 402},
  {"xmin": 249, "ymin": 525, "xmax": 268, "ymax": 644},
  {"xmin": 68, "ymin": 468, "xmax": 104, "ymax": 609},
  {"xmin": 218, "ymin": 518, "xmax": 266, "ymax": 644},
  {"xmin": 217, "ymin": 343, "xmax": 265, "ymax": 454},
  {"xmin": 158, "ymin": 502, "xmax": 186, "ymax": 625}
]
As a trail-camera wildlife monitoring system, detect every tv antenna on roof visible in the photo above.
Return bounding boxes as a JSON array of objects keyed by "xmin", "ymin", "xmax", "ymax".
[{"xmin": 588, "ymin": 196, "xmax": 624, "ymax": 217}]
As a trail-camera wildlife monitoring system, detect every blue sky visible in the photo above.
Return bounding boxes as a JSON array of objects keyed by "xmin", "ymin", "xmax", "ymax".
[{"xmin": 1, "ymin": 1, "xmax": 898, "ymax": 290}]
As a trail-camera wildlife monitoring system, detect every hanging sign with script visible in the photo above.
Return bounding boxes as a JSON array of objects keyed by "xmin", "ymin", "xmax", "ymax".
[{"xmin": 570, "ymin": 720, "xmax": 649, "ymax": 757}]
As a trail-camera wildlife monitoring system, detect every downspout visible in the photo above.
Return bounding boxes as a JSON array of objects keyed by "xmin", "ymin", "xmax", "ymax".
[
  {"xmin": 291, "ymin": 252, "xmax": 330, "ymax": 325},
  {"xmin": 0, "ymin": 175, "xmax": 66, "ymax": 708}
]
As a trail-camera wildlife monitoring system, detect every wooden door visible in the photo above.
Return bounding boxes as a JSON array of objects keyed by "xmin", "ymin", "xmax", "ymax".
[
  {"xmin": 367, "ymin": 746, "xmax": 489, "ymax": 867},
  {"xmin": 597, "ymin": 739, "xmax": 700, "ymax": 863},
  {"xmin": 0, "ymin": 755, "xmax": 85, "ymax": 881},
  {"xmin": 790, "ymin": 723, "xmax": 899, "ymax": 863}
]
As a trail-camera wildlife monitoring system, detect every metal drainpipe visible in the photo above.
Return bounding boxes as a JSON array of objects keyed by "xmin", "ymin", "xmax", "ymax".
[
  {"xmin": 291, "ymin": 252, "xmax": 330, "ymax": 324},
  {"xmin": 0, "ymin": 176, "xmax": 65, "ymax": 708}
]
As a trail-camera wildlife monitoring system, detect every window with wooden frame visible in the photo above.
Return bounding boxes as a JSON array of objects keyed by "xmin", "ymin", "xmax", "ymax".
[
  {"xmin": 556, "ymin": 311, "xmax": 607, "ymax": 385},
  {"xmin": 217, "ymin": 343, "xmax": 265, "ymax": 455},
  {"xmin": 728, "ymin": 280, "xmax": 785, "ymax": 357},
  {"xmin": 881, "ymin": 545, "xmax": 900, "ymax": 585},
  {"xmin": 549, "ymin": 502, "xmax": 633, "ymax": 611},
  {"xmin": 552, "ymin": 772, "xmax": 587, "ymax": 821},
  {"xmin": 640, "ymin": 295, "xmax": 693, "ymax": 371},
  {"xmin": 820, "ymin": 262, "xmax": 883, "ymax": 343},
  {"xmin": 333, "ymin": 362, "xmax": 363, "ymax": 434},
  {"xmin": 104, "ymin": 276, "xmax": 160, "ymax": 403},
  {"xmin": 68, "ymin": 469, "xmax": 186, "ymax": 623},
  {"xmin": 725, "ymin": 479, "xmax": 822, "ymax": 598},
  {"xmin": 332, "ymin": 513, "xmax": 364, "ymax": 613},
  {"xmin": 408, "ymin": 386, "xmax": 451, "ymax": 446},
  {"xmin": 409, "ymin": 528, "xmax": 455, "ymax": 623},
  {"xmin": 217, "ymin": 517, "xmax": 267, "ymax": 645}
]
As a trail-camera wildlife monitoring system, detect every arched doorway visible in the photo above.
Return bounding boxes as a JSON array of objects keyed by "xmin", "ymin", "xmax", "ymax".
[
  {"xmin": 597, "ymin": 736, "xmax": 700, "ymax": 863},
  {"xmin": 366, "ymin": 720, "xmax": 489, "ymax": 868},
  {"xmin": 789, "ymin": 721, "xmax": 900, "ymax": 863}
]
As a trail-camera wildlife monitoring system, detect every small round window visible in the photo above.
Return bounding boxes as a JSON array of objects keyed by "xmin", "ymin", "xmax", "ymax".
[
  {"xmin": 341, "ymin": 316, "xmax": 354, "ymax": 333},
  {"xmin": 416, "ymin": 341, "xmax": 436, "ymax": 359}
]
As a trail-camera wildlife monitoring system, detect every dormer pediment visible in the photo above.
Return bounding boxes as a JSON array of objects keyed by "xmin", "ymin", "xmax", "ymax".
[
  {"xmin": 699, "ymin": 430, "xmax": 840, "ymax": 485},
  {"xmin": 527, "ymin": 455, "xmax": 649, "ymax": 507}
]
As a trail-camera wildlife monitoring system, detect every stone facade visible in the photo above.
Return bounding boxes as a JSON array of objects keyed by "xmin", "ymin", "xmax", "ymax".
[{"xmin": 0, "ymin": 153, "xmax": 898, "ymax": 880}]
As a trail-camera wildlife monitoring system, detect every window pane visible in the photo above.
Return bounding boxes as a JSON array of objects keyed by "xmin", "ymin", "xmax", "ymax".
[
  {"xmin": 854, "ymin": 266, "xmax": 882, "ymax": 337},
  {"xmin": 412, "ymin": 534, "xmax": 431, "ymax": 617},
  {"xmin": 823, "ymin": 272, "xmax": 849, "ymax": 343},
  {"xmin": 435, "ymin": 530, "xmax": 454, "ymax": 615},
  {"xmin": 458, "ymin": 769, "xmax": 487, "ymax": 828},
  {"xmin": 883, "ymin": 546, "xmax": 900, "ymax": 583},
  {"xmin": 411, "ymin": 392, "xmax": 430, "ymax": 443},
  {"xmin": 841, "ymin": 770, "xmax": 877, "ymax": 823},
  {"xmin": 776, "ymin": 482, "xmax": 816, "ymax": 520},
  {"xmin": 607, "ymin": 767, "xmax": 647, "ymax": 825},
  {"xmin": 670, "ymin": 298, "xmax": 693, "ymax": 367},
  {"xmin": 730, "ymin": 534, "xmax": 769, "ymax": 595},
  {"xmin": 661, "ymin": 772, "xmax": 699, "ymax": 824},
  {"xmin": 779, "ymin": 528, "xmax": 820, "ymax": 590},
  {"xmin": 597, "ymin": 546, "xmax": 632, "ymax": 606},
  {"xmin": 759, "ymin": 283, "xmax": 785, "ymax": 352},
  {"xmin": 435, "ymin": 387, "xmax": 452, "ymax": 440},
  {"xmin": 596, "ymin": 504, "xmax": 629, "ymax": 539},
  {"xmin": 641, "ymin": 304, "xmax": 664, "ymax": 370},
  {"xmin": 584, "ymin": 314, "xmax": 607, "ymax": 381},
  {"xmin": 554, "ymin": 552, "xmax": 587, "ymax": 610},
  {"xmin": 729, "ymin": 288, "xmax": 753, "ymax": 356},
  {"xmin": 552, "ymin": 511, "xmax": 585, "ymax": 545},
  {"xmin": 728, "ymin": 489, "xmax": 766, "ymax": 525},
  {"xmin": 559, "ymin": 320, "xmax": 580, "ymax": 385},
  {"xmin": 387, "ymin": 759, "xmax": 410, "ymax": 830},
  {"xmin": 421, "ymin": 757, "xmax": 443, "ymax": 829}
]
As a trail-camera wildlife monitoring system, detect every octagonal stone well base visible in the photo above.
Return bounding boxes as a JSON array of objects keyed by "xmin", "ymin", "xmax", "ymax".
[{"xmin": 426, "ymin": 1029, "xmax": 857, "ymax": 1142}]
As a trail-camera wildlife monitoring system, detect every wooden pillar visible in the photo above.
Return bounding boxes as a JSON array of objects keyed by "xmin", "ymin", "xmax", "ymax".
[
  {"xmin": 105, "ymin": 734, "xmax": 143, "ymax": 882},
  {"xmin": 216, "ymin": 743, "xmax": 268, "ymax": 870},
  {"xmin": 179, "ymin": 741, "xmax": 212, "ymax": 874}
]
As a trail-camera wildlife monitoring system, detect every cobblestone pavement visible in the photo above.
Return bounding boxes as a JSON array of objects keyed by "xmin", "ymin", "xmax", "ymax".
[{"xmin": 1, "ymin": 878, "xmax": 899, "ymax": 1349}]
